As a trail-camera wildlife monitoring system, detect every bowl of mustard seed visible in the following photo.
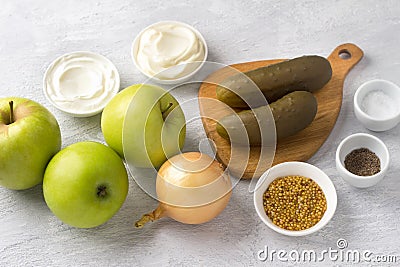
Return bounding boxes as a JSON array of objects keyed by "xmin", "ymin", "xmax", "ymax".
[
  {"xmin": 336, "ymin": 133, "xmax": 390, "ymax": 188},
  {"xmin": 254, "ymin": 162, "xmax": 337, "ymax": 236}
]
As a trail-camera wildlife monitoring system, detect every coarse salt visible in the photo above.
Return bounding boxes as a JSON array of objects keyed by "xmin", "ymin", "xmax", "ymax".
[{"xmin": 361, "ymin": 90, "xmax": 398, "ymax": 119}]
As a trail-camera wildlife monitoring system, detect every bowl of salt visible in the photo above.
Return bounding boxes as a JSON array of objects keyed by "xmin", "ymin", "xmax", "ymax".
[{"xmin": 354, "ymin": 79, "xmax": 400, "ymax": 131}]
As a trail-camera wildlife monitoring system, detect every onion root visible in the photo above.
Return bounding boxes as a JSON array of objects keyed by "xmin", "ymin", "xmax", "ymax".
[{"xmin": 135, "ymin": 205, "xmax": 164, "ymax": 228}]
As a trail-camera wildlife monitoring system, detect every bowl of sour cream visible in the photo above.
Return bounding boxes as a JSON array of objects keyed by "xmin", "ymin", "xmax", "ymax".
[
  {"xmin": 43, "ymin": 51, "xmax": 120, "ymax": 117},
  {"xmin": 132, "ymin": 21, "xmax": 208, "ymax": 84}
]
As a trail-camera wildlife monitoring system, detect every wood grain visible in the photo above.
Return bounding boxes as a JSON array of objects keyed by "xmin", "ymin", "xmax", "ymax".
[{"xmin": 199, "ymin": 43, "xmax": 364, "ymax": 179}]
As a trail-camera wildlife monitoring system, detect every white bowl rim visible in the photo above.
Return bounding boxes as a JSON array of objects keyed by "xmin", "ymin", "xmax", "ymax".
[
  {"xmin": 335, "ymin": 132, "xmax": 390, "ymax": 181},
  {"xmin": 253, "ymin": 161, "xmax": 337, "ymax": 237},
  {"xmin": 43, "ymin": 50, "xmax": 120, "ymax": 117},
  {"xmin": 354, "ymin": 79, "xmax": 400, "ymax": 122},
  {"xmin": 131, "ymin": 20, "xmax": 208, "ymax": 84}
]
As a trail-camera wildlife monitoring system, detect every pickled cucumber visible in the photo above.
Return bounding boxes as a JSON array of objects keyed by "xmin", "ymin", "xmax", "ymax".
[
  {"xmin": 216, "ymin": 91, "xmax": 318, "ymax": 145},
  {"xmin": 216, "ymin": 55, "xmax": 331, "ymax": 108}
]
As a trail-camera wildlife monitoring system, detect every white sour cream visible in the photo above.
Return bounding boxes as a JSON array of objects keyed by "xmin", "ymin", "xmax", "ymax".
[
  {"xmin": 133, "ymin": 21, "xmax": 206, "ymax": 80},
  {"xmin": 44, "ymin": 51, "xmax": 120, "ymax": 117}
]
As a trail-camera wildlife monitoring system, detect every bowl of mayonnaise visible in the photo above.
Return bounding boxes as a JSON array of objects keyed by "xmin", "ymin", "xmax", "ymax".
[
  {"xmin": 43, "ymin": 51, "xmax": 120, "ymax": 117},
  {"xmin": 132, "ymin": 21, "xmax": 208, "ymax": 84}
]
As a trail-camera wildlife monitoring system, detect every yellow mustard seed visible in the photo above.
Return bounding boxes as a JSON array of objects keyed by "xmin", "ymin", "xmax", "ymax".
[{"xmin": 263, "ymin": 175, "xmax": 327, "ymax": 231}]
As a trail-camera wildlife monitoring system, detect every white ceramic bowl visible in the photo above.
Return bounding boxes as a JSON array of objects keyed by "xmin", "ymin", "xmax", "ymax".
[
  {"xmin": 354, "ymin": 79, "xmax": 400, "ymax": 131},
  {"xmin": 131, "ymin": 20, "xmax": 208, "ymax": 85},
  {"xmin": 254, "ymin": 162, "xmax": 337, "ymax": 236},
  {"xmin": 336, "ymin": 133, "xmax": 389, "ymax": 188},
  {"xmin": 43, "ymin": 51, "xmax": 120, "ymax": 117}
]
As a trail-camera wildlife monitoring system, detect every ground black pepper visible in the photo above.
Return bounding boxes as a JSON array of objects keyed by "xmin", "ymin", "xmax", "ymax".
[{"xmin": 344, "ymin": 148, "xmax": 381, "ymax": 176}]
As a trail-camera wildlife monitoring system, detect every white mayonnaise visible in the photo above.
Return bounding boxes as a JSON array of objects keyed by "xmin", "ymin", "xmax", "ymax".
[
  {"xmin": 44, "ymin": 52, "xmax": 120, "ymax": 117},
  {"xmin": 134, "ymin": 21, "xmax": 206, "ymax": 80}
]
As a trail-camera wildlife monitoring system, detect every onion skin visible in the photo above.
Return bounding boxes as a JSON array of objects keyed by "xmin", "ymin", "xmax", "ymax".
[
  {"xmin": 135, "ymin": 152, "xmax": 232, "ymax": 228},
  {"xmin": 162, "ymin": 193, "xmax": 232, "ymax": 224}
]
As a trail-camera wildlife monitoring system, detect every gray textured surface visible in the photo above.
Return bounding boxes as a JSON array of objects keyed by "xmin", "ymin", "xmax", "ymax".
[{"xmin": 1, "ymin": 0, "xmax": 399, "ymax": 266}]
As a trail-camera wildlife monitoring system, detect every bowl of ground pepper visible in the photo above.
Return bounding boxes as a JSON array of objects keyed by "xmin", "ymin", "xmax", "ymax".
[
  {"xmin": 254, "ymin": 162, "xmax": 337, "ymax": 236},
  {"xmin": 336, "ymin": 133, "xmax": 390, "ymax": 188}
]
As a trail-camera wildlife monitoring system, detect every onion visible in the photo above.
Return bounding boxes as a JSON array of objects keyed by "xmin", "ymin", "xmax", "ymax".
[{"xmin": 135, "ymin": 152, "xmax": 232, "ymax": 227}]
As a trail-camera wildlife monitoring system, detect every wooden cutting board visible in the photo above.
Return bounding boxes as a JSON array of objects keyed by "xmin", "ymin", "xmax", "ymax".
[{"xmin": 198, "ymin": 43, "xmax": 364, "ymax": 179}]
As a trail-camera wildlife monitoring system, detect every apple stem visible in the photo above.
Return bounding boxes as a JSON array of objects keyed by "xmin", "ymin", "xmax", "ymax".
[
  {"xmin": 161, "ymin": 102, "xmax": 173, "ymax": 115},
  {"xmin": 9, "ymin": 101, "xmax": 14, "ymax": 124},
  {"xmin": 161, "ymin": 102, "xmax": 174, "ymax": 120},
  {"xmin": 135, "ymin": 205, "xmax": 164, "ymax": 228}
]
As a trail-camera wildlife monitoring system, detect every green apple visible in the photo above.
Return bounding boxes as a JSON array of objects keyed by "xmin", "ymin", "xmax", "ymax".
[
  {"xmin": 101, "ymin": 84, "xmax": 186, "ymax": 168},
  {"xmin": 0, "ymin": 97, "xmax": 61, "ymax": 190},
  {"xmin": 43, "ymin": 141, "xmax": 128, "ymax": 228}
]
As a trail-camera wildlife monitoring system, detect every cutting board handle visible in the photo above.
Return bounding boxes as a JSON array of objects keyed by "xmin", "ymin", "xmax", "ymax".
[{"xmin": 328, "ymin": 43, "xmax": 364, "ymax": 79}]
